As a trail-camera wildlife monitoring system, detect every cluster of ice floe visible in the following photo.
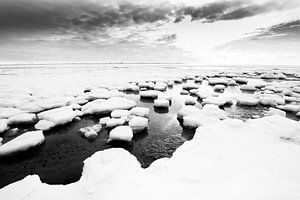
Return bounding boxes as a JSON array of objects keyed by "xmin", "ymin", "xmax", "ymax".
[
  {"xmin": 0, "ymin": 70, "xmax": 300, "ymax": 160},
  {"xmin": 1, "ymin": 114, "xmax": 300, "ymax": 200}
]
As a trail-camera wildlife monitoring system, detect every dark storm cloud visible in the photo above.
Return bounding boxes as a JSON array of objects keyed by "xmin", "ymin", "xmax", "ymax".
[{"xmin": 0, "ymin": 0, "xmax": 291, "ymax": 36}]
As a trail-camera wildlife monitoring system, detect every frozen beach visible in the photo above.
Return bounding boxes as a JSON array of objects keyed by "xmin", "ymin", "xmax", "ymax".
[{"xmin": 0, "ymin": 64, "xmax": 300, "ymax": 199}]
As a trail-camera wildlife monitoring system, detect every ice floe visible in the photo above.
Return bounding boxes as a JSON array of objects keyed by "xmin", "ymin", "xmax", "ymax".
[
  {"xmin": 129, "ymin": 116, "xmax": 149, "ymax": 133},
  {"xmin": 108, "ymin": 126, "xmax": 133, "ymax": 142},
  {"xmin": 154, "ymin": 99, "xmax": 169, "ymax": 108},
  {"xmin": 7, "ymin": 113, "xmax": 37, "ymax": 126},
  {"xmin": 130, "ymin": 107, "xmax": 150, "ymax": 118},
  {"xmin": 0, "ymin": 131, "xmax": 45, "ymax": 156},
  {"xmin": 82, "ymin": 97, "xmax": 136, "ymax": 115}
]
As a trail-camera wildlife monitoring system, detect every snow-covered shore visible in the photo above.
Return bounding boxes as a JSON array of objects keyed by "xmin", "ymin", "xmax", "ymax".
[{"xmin": 1, "ymin": 115, "xmax": 300, "ymax": 200}]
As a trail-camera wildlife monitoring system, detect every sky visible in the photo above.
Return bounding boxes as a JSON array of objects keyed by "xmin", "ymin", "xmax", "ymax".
[{"xmin": 0, "ymin": 0, "xmax": 299, "ymax": 65}]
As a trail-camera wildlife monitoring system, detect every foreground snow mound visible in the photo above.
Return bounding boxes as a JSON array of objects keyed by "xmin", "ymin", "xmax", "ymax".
[
  {"xmin": 1, "ymin": 116, "xmax": 300, "ymax": 200},
  {"xmin": 82, "ymin": 97, "xmax": 136, "ymax": 115},
  {"xmin": 0, "ymin": 131, "xmax": 45, "ymax": 156}
]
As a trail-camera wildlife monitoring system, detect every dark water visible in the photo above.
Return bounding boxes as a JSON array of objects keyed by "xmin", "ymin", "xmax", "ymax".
[{"xmin": 0, "ymin": 79, "xmax": 299, "ymax": 188}]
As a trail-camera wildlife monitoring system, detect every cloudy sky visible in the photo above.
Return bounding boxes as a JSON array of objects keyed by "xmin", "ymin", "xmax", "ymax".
[{"xmin": 0, "ymin": 0, "xmax": 299, "ymax": 65}]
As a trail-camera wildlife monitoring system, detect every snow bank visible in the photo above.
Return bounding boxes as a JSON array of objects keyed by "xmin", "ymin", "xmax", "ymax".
[
  {"xmin": 1, "ymin": 116, "xmax": 300, "ymax": 199},
  {"xmin": 82, "ymin": 97, "xmax": 136, "ymax": 115},
  {"xmin": 108, "ymin": 126, "xmax": 133, "ymax": 142},
  {"xmin": 0, "ymin": 131, "xmax": 45, "ymax": 156}
]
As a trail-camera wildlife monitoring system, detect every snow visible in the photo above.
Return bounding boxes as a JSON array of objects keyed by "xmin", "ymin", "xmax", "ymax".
[
  {"xmin": 111, "ymin": 110, "xmax": 130, "ymax": 118},
  {"xmin": 154, "ymin": 99, "xmax": 169, "ymax": 108},
  {"xmin": 182, "ymin": 82, "xmax": 199, "ymax": 90},
  {"xmin": 34, "ymin": 120, "xmax": 55, "ymax": 131},
  {"xmin": 0, "ymin": 107, "xmax": 24, "ymax": 119},
  {"xmin": 0, "ymin": 131, "xmax": 45, "ymax": 156},
  {"xmin": 79, "ymin": 125, "xmax": 102, "ymax": 141},
  {"xmin": 129, "ymin": 116, "xmax": 149, "ymax": 133},
  {"xmin": 82, "ymin": 97, "xmax": 136, "ymax": 115},
  {"xmin": 184, "ymin": 96, "xmax": 197, "ymax": 105},
  {"xmin": 213, "ymin": 84, "xmax": 225, "ymax": 91},
  {"xmin": 99, "ymin": 117, "xmax": 111, "ymax": 126},
  {"xmin": 202, "ymin": 96, "xmax": 227, "ymax": 106},
  {"xmin": 38, "ymin": 106, "xmax": 80, "ymax": 128},
  {"xmin": 130, "ymin": 107, "xmax": 150, "ymax": 118},
  {"xmin": 7, "ymin": 113, "xmax": 37, "ymax": 126},
  {"xmin": 1, "ymin": 116, "xmax": 300, "ymax": 199},
  {"xmin": 108, "ymin": 126, "xmax": 133, "ymax": 142},
  {"xmin": 208, "ymin": 78, "xmax": 228, "ymax": 85},
  {"xmin": 240, "ymin": 85, "xmax": 257, "ymax": 91},
  {"xmin": 177, "ymin": 105, "xmax": 201, "ymax": 120},
  {"xmin": 106, "ymin": 117, "xmax": 127, "ymax": 128},
  {"xmin": 266, "ymin": 108, "xmax": 286, "ymax": 117},
  {"xmin": 237, "ymin": 95, "xmax": 260, "ymax": 106},
  {"xmin": 180, "ymin": 90, "xmax": 189, "ymax": 95},
  {"xmin": 140, "ymin": 90, "xmax": 160, "ymax": 99},
  {"xmin": 0, "ymin": 119, "xmax": 9, "ymax": 133},
  {"xmin": 277, "ymin": 104, "xmax": 300, "ymax": 113}
]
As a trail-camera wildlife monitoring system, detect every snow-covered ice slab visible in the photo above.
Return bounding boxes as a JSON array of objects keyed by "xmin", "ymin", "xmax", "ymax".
[
  {"xmin": 1, "ymin": 116, "xmax": 300, "ymax": 199},
  {"xmin": 0, "ymin": 131, "xmax": 45, "ymax": 156},
  {"xmin": 82, "ymin": 97, "xmax": 136, "ymax": 115},
  {"xmin": 108, "ymin": 126, "xmax": 133, "ymax": 142}
]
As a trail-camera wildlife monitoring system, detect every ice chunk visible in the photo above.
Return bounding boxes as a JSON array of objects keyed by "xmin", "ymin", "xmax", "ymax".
[
  {"xmin": 0, "ymin": 119, "xmax": 8, "ymax": 133},
  {"xmin": 129, "ymin": 116, "xmax": 148, "ymax": 133},
  {"xmin": 106, "ymin": 117, "xmax": 127, "ymax": 128},
  {"xmin": 208, "ymin": 78, "xmax": 228, "ymax": 85},
  {"xmin": 202, "ymin": 96, "xmax": 227, "ymax": 106},
  {"xmin": 177, "ymin": 105, "xmax": 201, "ymax": 120},
  {"xmin": 34, "ymin": 120, "xmax": 55, "ymax": 131},
  {"xmin": 237, "ymin": 96, "xmax": 260, "ymax": 106},
  {"xmin": 182, "ymin": 82, "xmax": 199, "ymax": 90},
  {"xmin": 111, "ymin": 110, "xmax": 130, "ymax": 118},
  {"xmin": 99, "ymin": 117, "xmax": 110, "ymax": 125},
  {"xmin": 277, "ymin": 104, "xmax": 300, "ymax": 113},
  {"xmin": 130, "ymin": 107, "xmax": 150, "ymax": 118},
  {"xmin": 185, "ymin": 96, "xmax": 197, "ymax": 105},
  {"xmin": 82, "ymin": 97, "xmax": 136, "ymax": 115},
  {"xmin": 38, "ymin": 106, "xmax": 79, "ymax": 127},
  {"xmin": 7, "ymin": 113, "xmax": 37, "ymax": 126},
  {"xmin": 140, "ymin": 90, "xmax": 161, "ymax": 99},
  {"xmin": 0, "ymin": 107, "xmax": 24, "ymax": 119},
  {"xmin": 154, "ymin": 99, "xmax": 169, "ymax": 108},
  {"xmin": 79, "ymin": 125, "xmax": 102, "ymax": 141},
  {"xmin": 154, "ymin": 82, "xmax": 167, "ymax": 91},
  {"xmin": 213, "ymin": 84, "xmax": 225, "ymax": 91},
  {"xmin": 0, "ymin": 131, "xmax": 45, "ymax": 156},
  {"xmin": 180, "ymin": 90, "xmax": 189, "ymax": 95},
  {"xmin": 266, "ymin": 108, "xmax": 286, "ymax": 117},
  {"xmin": 240, "ymin": 85, "xmax": 257, "ymax": 91},
  {"xmin": 108, "ymin": 126, "xmax": 133, "ymax": 142}
]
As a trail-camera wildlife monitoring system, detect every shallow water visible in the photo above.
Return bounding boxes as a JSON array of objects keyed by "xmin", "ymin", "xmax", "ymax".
[{"xmin": 0, "ymin": 64, "xmax": 300, "ymax": 188}]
